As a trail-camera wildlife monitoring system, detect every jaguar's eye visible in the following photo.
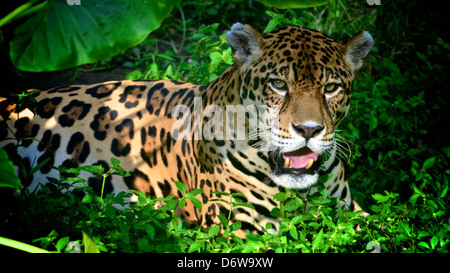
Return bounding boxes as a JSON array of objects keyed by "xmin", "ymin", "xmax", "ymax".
[
  {"xmin": 270, "ymin": 79, "xmax": 288, "ymax": 91},
  {"xmin": 324, "ymin": 83, "xmax": 340, "ymax": 94}
]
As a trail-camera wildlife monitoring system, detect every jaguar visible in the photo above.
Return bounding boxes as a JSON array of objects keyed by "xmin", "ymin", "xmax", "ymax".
[{"xmin": 0, "ymin": 23, "xmax": 373, "ymax": 236}]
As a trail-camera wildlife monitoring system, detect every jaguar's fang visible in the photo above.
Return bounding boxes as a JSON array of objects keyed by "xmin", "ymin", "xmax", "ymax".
[
  {"xmin": 284, "ymin": 158, "xmax": 290, "ymax": 168},
  {"xmin": 305, "ymin": 158, "xmax": 314, "ymax": 170}
]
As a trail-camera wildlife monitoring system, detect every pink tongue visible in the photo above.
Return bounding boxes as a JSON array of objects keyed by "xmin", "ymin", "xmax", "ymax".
[{"xmin": 282, "ymin": 148, "xmax": 318, "ymax": 169}]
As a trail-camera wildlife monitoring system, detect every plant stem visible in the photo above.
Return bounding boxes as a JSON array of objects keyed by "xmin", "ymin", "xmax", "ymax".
[
  {"xmin": 13, "ymin": 1, "xmax": 48, "ymax": 22},
  {"xmin": 228, "ymin": 195, "xmax": 233, "ymax": 220},
  {"xmin": 0, "ymin": 0, "xmax": 45, "ymax": 28},
  {"xmin": 101, "ymin": 174, "xmax": 106, "ymax": 200},
  {"xmin": 0, "ymin": 236, "xmax": 50, "ymax": 253}
]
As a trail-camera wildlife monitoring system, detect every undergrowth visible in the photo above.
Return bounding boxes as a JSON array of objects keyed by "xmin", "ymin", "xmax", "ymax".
[{"xmin": 1, "ymin": 0, "xmax": 449, "ymax": 253}]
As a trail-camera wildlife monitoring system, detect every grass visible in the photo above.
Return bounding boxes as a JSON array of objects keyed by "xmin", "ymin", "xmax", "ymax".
[{"xmin": 0, "ymin": 0, "xmax": 449, "ymax": 253}]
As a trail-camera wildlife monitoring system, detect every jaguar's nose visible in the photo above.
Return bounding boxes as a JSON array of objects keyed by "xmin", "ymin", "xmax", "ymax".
[{"xmin": 292, "ymin": 122, "xmax": 325, "ymax": 142}]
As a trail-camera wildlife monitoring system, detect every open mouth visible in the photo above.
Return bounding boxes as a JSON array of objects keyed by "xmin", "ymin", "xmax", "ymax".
[{"xmin": 274, "ymin": 147, "xmax": 321, "ymax": 175}]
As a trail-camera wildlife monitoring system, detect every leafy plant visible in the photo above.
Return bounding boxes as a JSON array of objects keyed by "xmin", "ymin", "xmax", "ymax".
[
  {"xmin": 126, "ymin": 22, "xmax": 234, "ymax": 84},
  {"xmin": 252, "ymin": 0, "xmax": 331, "ymax": 9},
  {"xmin": 2, "ymin": 0, "xmax": 181, "ymax": 72},
  {"xmin": 0, "ymin": 147, "xmax": 20, "ymax": 190},
  {"xmin": 1, "ymin": 0, "xmax": 449, "ymax": 254}
]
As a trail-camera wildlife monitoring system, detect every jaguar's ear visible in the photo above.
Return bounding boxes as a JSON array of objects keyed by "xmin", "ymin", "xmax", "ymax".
[
  {"xmin": 343, "ymin": 31, "xmax": 373, "ymax": 71},
  {"xmin": 226, "ymin": 23, "xmax": 265, "ymax": 67}
]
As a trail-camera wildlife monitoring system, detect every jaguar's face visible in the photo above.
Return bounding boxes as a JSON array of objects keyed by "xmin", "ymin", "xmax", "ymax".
[{"xmin": 227, "ymin": 24, "xmax": 373, "ymax": 189}]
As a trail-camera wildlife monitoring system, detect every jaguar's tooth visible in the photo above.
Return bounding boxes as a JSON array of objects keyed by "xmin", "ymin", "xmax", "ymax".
[
  {"xmin": 284, "ymin": 158, "xmax": 290, "ymax": 168},
  {"xmin": 305, "ymin": 158, "xmax": 314, "ymax": 170}
]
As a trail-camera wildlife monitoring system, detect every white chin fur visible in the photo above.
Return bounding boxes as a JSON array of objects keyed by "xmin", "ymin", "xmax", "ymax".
[{"xmin": 272, "ymin": 172, "xmax": 319, "ymax": 189}]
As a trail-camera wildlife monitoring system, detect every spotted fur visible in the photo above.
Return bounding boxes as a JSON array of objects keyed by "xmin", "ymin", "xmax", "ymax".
[{"xmin": 1, "ymin": 24, "xmax": 372, "ymax": 236}]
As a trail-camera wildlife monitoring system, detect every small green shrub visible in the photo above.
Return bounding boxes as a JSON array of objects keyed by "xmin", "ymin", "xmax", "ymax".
[{"xmin": 1, "ymin": 0, "xmax": 449, "ymax": 254}]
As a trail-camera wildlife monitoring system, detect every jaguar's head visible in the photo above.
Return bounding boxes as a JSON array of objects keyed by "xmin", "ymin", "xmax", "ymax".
[{"xmin": 227, "ymin": 23, "xmax": 373, "ymax": 189}]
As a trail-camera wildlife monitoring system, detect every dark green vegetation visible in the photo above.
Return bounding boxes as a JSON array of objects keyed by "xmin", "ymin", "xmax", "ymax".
[{"xmin": 0, "ymin": 0, "xmax": 449, "ymax": 253}]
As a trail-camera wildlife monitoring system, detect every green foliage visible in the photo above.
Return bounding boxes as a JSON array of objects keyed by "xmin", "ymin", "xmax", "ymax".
[
  {"xmin": 253, "ymin": 0, "xmax": 332, "ymax": 9},
  {"xmin": 258, "ymin": 176, "xmax": 362, "ymax": 253},
  {"xmin": 126, "ymin": 22, "xmax": 234, "ymax": 84},
  {"xmin": 262, "ymin": 0, "xmax": 376, "ymax": 38},
  {"xmin": 1, "ymin": 0, "xmax": 449, "ymax": 253},
  {"xmin": 0, "ymin": 147, "xmax": 21, "ymax": 190},
  {"xmin": 5, "ymin": 0, "xmax": 180, "ymax": 72}
]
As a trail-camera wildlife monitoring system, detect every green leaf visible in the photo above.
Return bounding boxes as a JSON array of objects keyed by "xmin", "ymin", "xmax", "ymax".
[
  {"xmin": 164, "ymin": 65, "xmax": 174, "ymax": 79},
  {"xmin": 0, "ymin": 147, "xmax": 21, "ymax": 190},
  {"xmin": 440, "ymin": 184, "xmax": 448, "ymax": 198},
  {"xmin": 253, "ymin": 0, "xmax": 331, "ymax": 9},
  {"xmin": 211, "ymin": 191, "xmax": 231, "ymax": 197},
  {"xmin": 284, "ymin": 197, "xmax": 303, "ymax": 211},
  {"xmin": 309, "ymin": 191, "xmax": 336, "ymax": 206},
  {"xmin": 170, "ymin": 214, "xmax": 183, "ymax": 231},
  {"xmin": 78, "ymin": 165, "xmax": 104, "ymax": 174},
  {"xmin": 289, "ymin": 227, "xmax": 299, "ymax": 240},
  {"xmin": 418, "ymin": 241, "xmax": 430, "ymax": 249},
  {"xmin": 246, "ymin": 233, "xmax": 264, "ymax": 243},
  {"xmin": 186, "ymin": 188, "xmax": 203, "ymax": 198},
  {"xmin": 230, "ymin": 192, "xmax": 246, "ymax": 198},
  {"xmin": 263, "ymin": 11, "xmax": 284, "ymax": 33},
  {"xmin": 178, "ymin": 199, "xmax": 186, "ymax": 208},
  {"xmin": 411, "ymin": 183, "xmax": 425, "ymax": 197},
  {"xmin": 137, "ymin": 238, "xmax": 153, "ymax": 252},
  {"xmin": 217, "ymin": 215, "xmax": 229, "ymax": 228},
  {"xmin": 372, "ymin": 193, "xmax": 390, "ymax": 203},
  {"xmin": 209, "ymin": 51, "xmax": 222, "ymax": 66},
  {"xmin": 174, "ymin": 181, "xmax": 187, "ymax": 194},
  {"xmin": 30, "ymin": 156, "xmax": 51, "ymax": 175},
  {"xmin": 222, "ymin": 48, "xmax": 234, "ymax": 65},
  {"xmin": 126, "ymin": 70, "xmax": 143, "ymax": 80},
  {"xmin": 81, "ymin": 194, "xmax": 93, "ymax": 204},
  {"xmin": 65, "ymin": 168, "xmax": 81, "ymax": 175},
  {"xmin": 145, "ymin": 224, "xmax": 155, "ymax": 240},
  {"xmin": 273, "ymin": 192, "xmax": 289, "ymax": 201},
  {"xmin": 418, "ymin": 231, "xmax": 430, "ymax": 240},
  {"xmin": 312, "ymin": 229, "xmax": 324, "ymax": 251},
  {"xmin": 291, "ymin": 214, "xmax": 314, "ymax": 223},
  {"xmin": 10, "ymin": 0, "xmax": 181, "ymax": 72},
  {"xmin": 110, "ymin": 157, "xmax": 121, "ymax": 167},
  {"xmin": 56, "ymin": 236, "xmax": 70, "ymax": 253},
  {"xmin": 233, "ymin": 199, "xmax": 255, "ymax": 210},
  {"xmin": 111, "ymin": 166, "xmax": 130, "ymax": 177},
  {"xmin": 398, "ymin": 222, "xmax": 411, "ymax": 236},
  {"xmin": 270, "ymin": 207, "xmax": 282, "ymax": 217},
  {"xmin": 189, "ymin": 197, "xmax": 202, "ymax": 211},
  {"xmin": 318, "ymin": 173, "xmax": 334, "ymax": 184},
  {"xmin": 81, "ymin": 223, "xmax": 100, "ymax": 253},
  {"xmin": 209, "ymin": 198, "xmax": 228, "ymax": 204},
  {"xmin": 163, "ymin": 199, "xmax": 178, "ymax": 211},
  {"xmin": 430, "ymin": 236, "xmax": 439, "ymax": 249},
  {"xmin": 188, "ymin": 240, "xmax": 204, "ymax": 253},
  {"xmin": 208, "ymin": 225, "xmax": 221, "ymax": 237},
  {"xmin": 230, "ymin": 221, "xmax": 242, "ymax": 232},
  {"xmin": 422, "ymin": 157, "xmax": 436, "ymax": 170}
]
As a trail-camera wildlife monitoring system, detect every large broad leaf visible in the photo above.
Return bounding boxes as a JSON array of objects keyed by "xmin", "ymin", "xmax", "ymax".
[
  {"xmin": 254, "ymin": 0, "xmax": 331, "ymax": 9},
  {"xmin": 0, "ymin": 147, "xmax": 20, "ymax": 190},
  {"xmin": 10, "ymin": 0, "xmax": 180, "ymax": 72}
]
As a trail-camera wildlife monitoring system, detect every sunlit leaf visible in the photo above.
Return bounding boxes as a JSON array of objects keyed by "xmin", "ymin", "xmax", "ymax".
[{"xmin": 10, "ymin": 0, "xmax": 181, "ymax": 71}]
